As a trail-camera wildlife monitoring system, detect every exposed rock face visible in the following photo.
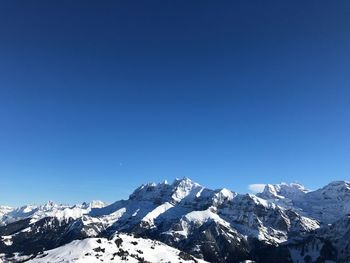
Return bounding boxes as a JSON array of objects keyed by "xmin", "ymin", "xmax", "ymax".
[{"xmin": 1, "ymin": 178, "xmax": 349, "ymax": 263}]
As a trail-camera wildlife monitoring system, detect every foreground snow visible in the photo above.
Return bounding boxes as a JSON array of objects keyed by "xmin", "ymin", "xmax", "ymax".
[{"xmin": 27, "ymin": 233, "xmax": 207, "ymax": 263}]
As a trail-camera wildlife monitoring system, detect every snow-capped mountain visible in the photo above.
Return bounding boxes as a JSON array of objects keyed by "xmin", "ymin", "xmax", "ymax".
[
  {"xmin": 0, "ymin": 200, "xmax": 107, "ymax": 226},
  {"xmin": 0, "ymin": 206, "xmax": 13, "ymax": 223},
  {"xmin": 1, "ymin": 178, "xmax": 349, "ymax": 263},
  {"xmin": 258, "ymin": 181, "xmax": 350, "ymax": 224}
]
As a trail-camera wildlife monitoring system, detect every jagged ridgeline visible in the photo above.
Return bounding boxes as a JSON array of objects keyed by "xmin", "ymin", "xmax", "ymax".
[{"xmin": 1, "ymin": 178, "xmax": 350, "ymax": 263}]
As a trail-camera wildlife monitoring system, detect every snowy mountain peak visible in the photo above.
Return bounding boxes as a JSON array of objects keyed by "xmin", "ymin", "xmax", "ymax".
[
  {"xmin": 128, "ymin": 177, "xmax": 203, "ymax": 204},
  {"xmin": 172, "ymin": 177, "xmax": 199, "ymax": 186},
  {"xmin": 259, "ymin": 182, "xmax": 308, "ymax": 201},
  {"xmin": 129, "ymin": 180, "xmax": 172, "ymax": 202},
  {"xmin": 42, "ymin": 200, "xmax": 58, "ymax": 210},
  {"xmin": 170, "ymin": 177, "xmax": 202, "ymax": 203},
  {"xmin": 319, "ymin": 180, "xmax": 350, "ymax": 193},
  {"xmin": 306, "ymin": 180, "xmax": 350, "ymax": 206},
  {"xmin": 81, "ymin": 200, "xmax": 107, "ymax": 209},
  {"xmin": 89, "ymin": 200, "xmax": 107, "ymax": 208},
  {"xmin": 212, "ymin": 188, "xmax": 236, "ymax": 205},
  {"xmin": 0, "ymin": 206, "xmax": 13, "ymax": 221}
]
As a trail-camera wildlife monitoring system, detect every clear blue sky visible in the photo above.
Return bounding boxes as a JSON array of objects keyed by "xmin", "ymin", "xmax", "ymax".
[{"xmin": 1, "ymin": 1, "xmax": 349, "ymax": 206}]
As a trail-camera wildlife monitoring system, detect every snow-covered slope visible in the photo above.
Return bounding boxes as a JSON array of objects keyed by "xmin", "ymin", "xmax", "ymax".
[{"xmin": 26, "ymin": 233, "xmax": 207, "ymax": 263}]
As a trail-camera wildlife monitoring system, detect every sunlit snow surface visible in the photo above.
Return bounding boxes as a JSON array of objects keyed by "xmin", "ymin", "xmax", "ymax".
[{"xmin": 26, "ymin": 233, "xmax": 208, "ymax": 263}]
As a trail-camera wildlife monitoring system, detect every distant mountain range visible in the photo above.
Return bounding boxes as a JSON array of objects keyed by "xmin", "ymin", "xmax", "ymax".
[{"xmin": 1, "ymin": 178, "xmax": 349, "ymax": 263}]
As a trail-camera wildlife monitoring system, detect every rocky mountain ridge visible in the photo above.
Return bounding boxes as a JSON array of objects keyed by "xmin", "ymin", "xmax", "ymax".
[{"xmin": 1, "ymin": 178, "xmax": 349, "ymax": 263}]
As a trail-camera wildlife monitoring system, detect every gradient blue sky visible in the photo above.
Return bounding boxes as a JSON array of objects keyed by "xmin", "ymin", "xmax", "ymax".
[{"xmin": 1, "ymin": 1, "xmax": 350, "ymax": 206}]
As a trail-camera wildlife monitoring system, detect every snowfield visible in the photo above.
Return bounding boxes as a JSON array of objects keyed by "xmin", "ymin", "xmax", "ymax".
[{"xmin": 27, "ymin": 233, "xmax": 208, "ymax": 263}]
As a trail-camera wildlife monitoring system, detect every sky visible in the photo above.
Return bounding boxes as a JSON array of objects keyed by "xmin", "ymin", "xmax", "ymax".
[{"xmin": 1, "ymin": 1, "xmax": 350, "ymax": 206}]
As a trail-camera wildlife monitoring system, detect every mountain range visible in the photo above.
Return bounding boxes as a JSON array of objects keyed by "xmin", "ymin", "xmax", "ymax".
[{"xmin": 1, "ymin": 178, "xmax": 350, "ymax": 263}]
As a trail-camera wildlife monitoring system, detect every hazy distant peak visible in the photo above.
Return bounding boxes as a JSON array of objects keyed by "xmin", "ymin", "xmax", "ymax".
[{"xmin": 321, "ymin": 180, "xmax": 350, "ymax": 190}]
